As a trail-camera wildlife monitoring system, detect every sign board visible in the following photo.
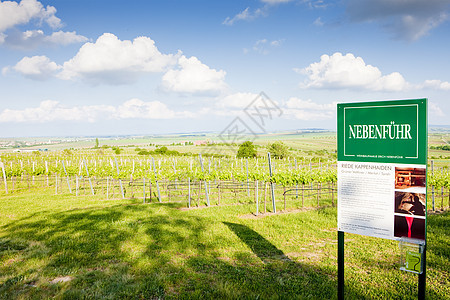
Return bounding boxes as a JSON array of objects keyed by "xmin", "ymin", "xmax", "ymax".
[{"xmin": 337, "ymin": 99, "xmax": 427, "ymax": 241}]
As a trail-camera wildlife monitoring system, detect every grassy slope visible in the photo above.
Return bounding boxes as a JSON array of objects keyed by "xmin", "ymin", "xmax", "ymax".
[{"xmin": 0, "ymin": 190, "xmax": 449, "ymax": 299}]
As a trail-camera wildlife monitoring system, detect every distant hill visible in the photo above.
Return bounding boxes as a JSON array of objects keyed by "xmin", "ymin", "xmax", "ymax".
[{"xmin": 429, "ymin": 125, "xmax": 450, "ymax": 133}]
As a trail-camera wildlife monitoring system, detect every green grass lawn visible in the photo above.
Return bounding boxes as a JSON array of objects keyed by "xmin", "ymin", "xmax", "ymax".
[{"xmin": 0, "ymin": 189, "xmax": 449, "ymax": 299}]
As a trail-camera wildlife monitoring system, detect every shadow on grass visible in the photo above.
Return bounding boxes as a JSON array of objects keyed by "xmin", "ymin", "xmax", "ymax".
[
  {"xmin": 0, "ymin": 202, "xmax": 390, "ymax": 299},
  {"xmin": 223, "ymin": 222, "xmax": 290, "ymax": 263}
]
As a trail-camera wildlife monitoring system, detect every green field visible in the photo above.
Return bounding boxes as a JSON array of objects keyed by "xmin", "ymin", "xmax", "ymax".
[
  {"xmin": 0, "ymin": 132, "xmax": 449, "ymax": 299},
  {"xmin": 0, "ymin": 188, "xmax": 449, "ymax": 299}
]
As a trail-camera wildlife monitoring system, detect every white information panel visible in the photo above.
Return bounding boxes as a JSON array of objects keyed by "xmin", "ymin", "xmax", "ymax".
[{"xmin": 338, "ymin": 161, "xmax": 426, "ymax": 241}]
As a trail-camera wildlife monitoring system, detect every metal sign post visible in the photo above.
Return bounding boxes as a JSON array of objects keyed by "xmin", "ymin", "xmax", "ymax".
[{"xmin": 338, "ymin": 231, "xmax": 344, "ymax": 300}]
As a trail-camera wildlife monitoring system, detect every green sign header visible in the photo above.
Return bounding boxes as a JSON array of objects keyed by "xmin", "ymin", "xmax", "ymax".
[{"xmin": 337, "ymin": 99, "xmax": 427, "ymax": 164}]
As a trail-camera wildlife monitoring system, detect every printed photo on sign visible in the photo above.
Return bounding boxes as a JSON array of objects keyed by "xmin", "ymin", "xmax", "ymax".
[
  {"xmin": 395, "ymin": 167, "xmax": 426, "ymax": 191},
  {"xmin": 394, "ymin": 215, "xmax": 425, "ymax": 240},
  {"xmin": 395, "ymin": 192, "xmax": 426, "ymax": 216}
]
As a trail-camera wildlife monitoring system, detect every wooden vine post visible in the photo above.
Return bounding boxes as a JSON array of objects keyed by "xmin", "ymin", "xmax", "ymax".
[
  {"xmin": 152, "ymin": 158, "xmax": 161, "ymax": 202},
  {"xmin": 62, "ymin": 160, "xmax": 72, "ymax": 193},
  {"xmin": 83, "ymin": 159, "xmax": 94, "ymax": 196},
  {"xmin": 255, "ymin": 180, "xmax": 259, "ymax": 216},
  {"xmin": 268, "ymin": 152, "xmax": 276, "ymax": 213},
  {"xmin": 0, "ymin": 162, "xmax": 7, "ymax": 194},
  {"xmin": 198, "ymin": 154, "xmax": 210, "ymax": 206}
]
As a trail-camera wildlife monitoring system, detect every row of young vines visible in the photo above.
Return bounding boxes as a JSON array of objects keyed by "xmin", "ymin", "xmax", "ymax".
[
  {"xmin": 0, "ymin": 155, "xmax": 337, "ymax": 186},
  {"xmin": 1, "ymin": 154, "xmax": 449, "ymax": 211}
]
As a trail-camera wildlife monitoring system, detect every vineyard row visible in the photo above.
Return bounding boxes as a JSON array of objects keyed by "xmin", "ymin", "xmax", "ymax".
[
  {"xmin": 1, "ymin": 157, "xmax": 450, "ymax": 185},
  {"xmin": 0, "ymin": 174, "xmax": 339, "ymax": 212},
  {"xmin": 1, "ymin": 172, "xmax": 449, "ymax": 212}
]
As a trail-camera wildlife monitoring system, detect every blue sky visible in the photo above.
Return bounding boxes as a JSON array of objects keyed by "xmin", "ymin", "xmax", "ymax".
[{"xmin": 0, "ymin": 0, "xmax": 449, "ymax": 137}]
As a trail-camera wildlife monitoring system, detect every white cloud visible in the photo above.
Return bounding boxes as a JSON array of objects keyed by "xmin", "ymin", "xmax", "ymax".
[
  {"xmin": 0, "ymin": 0, "xmax": 61, "ymax": 32},
  {"xmin": 346, "ymin": 0, "xmax": 450, "ymax": 41},
  {"xmin": 160, "ymin": 55, "xmax": 227, "ymax": 95},
  {"xmin": 261, "ymin": 0, "xmax": 293, "ymax": 4},
  {"xmin": 1, "ymin": 66, "xmax": 9, "ymax": 76},
  {"xmin": 58, "ymin": 33, "xmax": 179, "ymax": 84},
  {"xmin": 420, "ymin": 79, "xmax": 450, "ymax": 90},
  {"xmin": 0, "ymin": 1, "xmax": 88, "ymax": 50},
  {"xmin": 283, "ymin": 97, "xmax": 336, "ymax": 120},
  {"xmin": 298, "ymin": 53, "xmax": 450, "ymax": 93},
  {"xmin": 253, "ymin": 39, "xmax": 269, "ymax": 54},
  {"xmin": 262, "ymin": 0, "xmax": 327, "ymax": 8},
  {"xmin": 201, "ymin": 92, "xmax": 284, "ymax": 121},
  {"xmin": 304, "ymin": 0, "xmax": 328, "ymax": 9},
  {"xmin": 7, "ymin": 33, "xmax": 229, "ymax": 91},
  {"xmin": 429, "ymin": 101, "xmax": 445, "ymax": 117},
  {"xmin": 13, "ymin": 55, "xmax": 61, "ymax": 80},
  {"xmin": 0, "ymin": 29, "xmax": 88, "ymax": 49},
  {"xmin": 299, "ymin": 52, "xmax": 409, "ymax": 92},
  {"xmin": 313, "ymin": 17, "xmax": 324, "ymax": 26},
  {"xmin": 113, "ymin": 98, "xmax": 193, "ymax": 119},
  {"xmin": 212, "ymin": 93, "xmax": 336, "ymax": 121},
  {"xmin": 0, "ymin": 100, "xmax": 112, "ymax": 123},
  {"xmin": 223, "ymin": 7, "xmax": 250, "ymax": 25},
  {"xmin": 223, "ymin": 6, "xmax": 268, "ymax": 25},
  {"xmin": 285, "ymin": 97, "xmax": 335, "ymax": 110},
  {"xmin": 223, "ymin": 1, "xmax": 326, "ymax": 26},
  {"xmin": 216, "ymin": 92, "xmax": 260, "ymax": 109},
  {"xmin": 270, "ymin": 40, "xmax": 282, "ymax": 46},
  {"xmin": 39, "ymin": 3, "xmax": 60, "ymax": 29},
  {"xmin": 0, "ymin": 99, "xmax": 192, "ymax": 123},
  {"xmin": 204, "ymin": 94, "xmax": 335, "ymax": 121},
  {"xmin": 186, "ymin": 92, "xmax": 282, "ymax": 119},
  {"xmin": 245, "ymin": 38, "xmax": 283, "ymax": 54},
  {"xmin": 44, "ymin": 30, "xmax": 88, "ymax": 45}
]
